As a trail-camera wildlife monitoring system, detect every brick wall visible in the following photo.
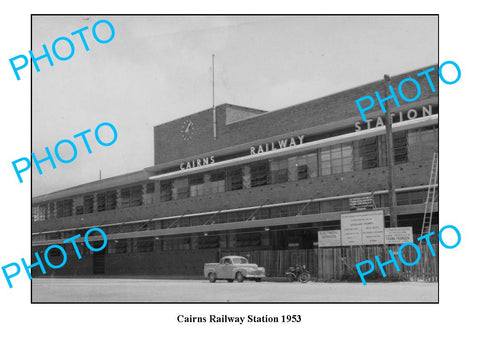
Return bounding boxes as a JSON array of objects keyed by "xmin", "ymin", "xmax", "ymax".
[{"xmin": 154, "ymin": 65, "xmax": 439, "ymax": 165}]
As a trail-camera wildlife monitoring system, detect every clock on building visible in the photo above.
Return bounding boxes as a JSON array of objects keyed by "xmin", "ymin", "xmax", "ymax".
[{"xmin": 181, "ymin": 119, "xmax": 194, "ymax": 140}]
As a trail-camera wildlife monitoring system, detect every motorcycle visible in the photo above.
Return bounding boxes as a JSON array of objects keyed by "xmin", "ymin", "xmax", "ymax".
[{"xmin": 285, "ymin": 264, "xmax": 311, "ymax": 283}]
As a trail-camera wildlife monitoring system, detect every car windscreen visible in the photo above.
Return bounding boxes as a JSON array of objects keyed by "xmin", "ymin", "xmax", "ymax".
[{"xmin": 232, "ymin": 257, "xmax": 248, "ymax": 264}]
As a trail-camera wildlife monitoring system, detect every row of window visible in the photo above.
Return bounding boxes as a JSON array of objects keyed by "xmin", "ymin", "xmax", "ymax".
[
  {"xmin": 37, "ymin": 230, "xmax": 284, "ymax": 254},
  {"xmin": 34, "ymin": 234, "xmax": 265, "ymax": 255},
  {"xmin": 33, "ymin": 189, "xmax": 435, "ymax": 243},
  {"xmin": 32, "ymin": 127, "xmax": 438, "ymax": 221},
  {"xmin": 36, "ymin": 215, "xmax": 438, "ymax": 254},
  {"xmin": 33, "ymin": 184, "xmax": 149, "ymax": 221},
  {"xmin": 159, "ymin": 127, "xmax": 437, "ymax": 202}
]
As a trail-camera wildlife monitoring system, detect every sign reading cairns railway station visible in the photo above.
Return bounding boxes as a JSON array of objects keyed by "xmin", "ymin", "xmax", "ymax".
[
  {"xmin": 178, "ymin": 103, "xmax": 436, "ymax": 172},
  {"xmin": 354, "ymin": 104, "xmax": 434, "ymax": 132}
]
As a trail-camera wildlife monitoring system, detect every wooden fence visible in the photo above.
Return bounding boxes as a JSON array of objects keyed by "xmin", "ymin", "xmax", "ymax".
[{"xmin": 226, "ymin": 244, "xmax": 439, "ymax": 282}]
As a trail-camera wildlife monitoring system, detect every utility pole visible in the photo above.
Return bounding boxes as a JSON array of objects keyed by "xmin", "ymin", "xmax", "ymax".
[{"xmin": 383, "ymin": 74, "xmax": 398, "ymax": 228}]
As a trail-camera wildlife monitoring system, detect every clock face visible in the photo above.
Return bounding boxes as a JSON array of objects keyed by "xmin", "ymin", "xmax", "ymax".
[{"xmin": 181, "ymin": 119, "xmax": 194, "ymax": 141}]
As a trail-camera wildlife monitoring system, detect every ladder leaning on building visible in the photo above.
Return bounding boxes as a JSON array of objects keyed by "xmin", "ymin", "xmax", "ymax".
[{"xmin": 421, "ymin": 152, "xmax": 438, "ymax": 238}]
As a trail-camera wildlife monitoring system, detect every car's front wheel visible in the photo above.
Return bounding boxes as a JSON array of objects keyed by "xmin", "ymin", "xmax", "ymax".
[
  {"xmin": 235, "ymin": 272, "xmax": 245, "ymax": 283},
  {"xmin": 254, "ymin": 278, "xmax": 262, "ymax": 282},
  {"xmin": 208, "ymin": 272, "xmax": 217, "ymax": 283}
]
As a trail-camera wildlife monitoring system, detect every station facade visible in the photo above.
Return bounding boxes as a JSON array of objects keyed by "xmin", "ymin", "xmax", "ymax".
[{"xmin": 32, "ymin": 65, "xmax": 439, "ymax": 278}]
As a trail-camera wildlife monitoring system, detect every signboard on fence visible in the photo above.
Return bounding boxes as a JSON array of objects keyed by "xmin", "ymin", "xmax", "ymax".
[
  {"xmin": 318, "ymin": 230, "xmax": 341, "ymax": 247},
  {"xmin": 341, "ymin": 210, "xmax": 385, "ymax": 245},
  {"xmin": 385, "ymin": 227, "xmax": 413, "ymax": 244}
]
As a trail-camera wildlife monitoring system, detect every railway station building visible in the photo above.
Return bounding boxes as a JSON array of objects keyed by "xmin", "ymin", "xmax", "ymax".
[{"xmin": 32, "ymin": 65, "xmax": 439, "ymax": 279}]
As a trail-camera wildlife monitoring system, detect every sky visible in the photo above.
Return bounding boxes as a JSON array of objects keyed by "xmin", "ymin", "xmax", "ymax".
[{"xmin": 32, "ymin": 15, "xmax": 438, "ymax": 196}]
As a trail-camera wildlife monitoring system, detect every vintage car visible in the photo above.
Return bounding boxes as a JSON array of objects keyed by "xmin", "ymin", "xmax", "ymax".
[{"xmin": 204, "ymin": 256, "xmax": 266, "ymax": 283}]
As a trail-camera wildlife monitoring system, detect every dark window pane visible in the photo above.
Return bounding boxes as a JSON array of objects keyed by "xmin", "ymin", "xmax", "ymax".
[
  {"xmin": 250, "ymin": 161, "xmax": 269, "ymax": 187},
  {"xmin": 160, "ymin": 181, "xmax": 173, "ymax": 201},
  {"xmin": 146, "ymin": 182, "xmax": 155, "ymax": 193},
  {"xmin": 227, "ymin": 167, "xmax": 243, "ymax": 191}
]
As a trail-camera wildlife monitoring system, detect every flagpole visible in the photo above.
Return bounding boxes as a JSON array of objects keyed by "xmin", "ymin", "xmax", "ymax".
[{"xmin": 212, "ymin": 54, "xmax": 217, "ymax": 140}]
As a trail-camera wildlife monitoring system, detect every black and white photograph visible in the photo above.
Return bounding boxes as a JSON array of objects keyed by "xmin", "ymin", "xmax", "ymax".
[
  {"xmin": 29, "ymin": 15, "xmax": 440, "ymax": 302},
  {"xmin": 4, "ymin": 2, "xmax": 480, "ymax": 348}
]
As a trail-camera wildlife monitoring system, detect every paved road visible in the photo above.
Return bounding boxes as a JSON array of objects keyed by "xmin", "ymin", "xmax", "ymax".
[{"xmin": 32, "ymin": 278, "xmax": 438, "ymax": 302}]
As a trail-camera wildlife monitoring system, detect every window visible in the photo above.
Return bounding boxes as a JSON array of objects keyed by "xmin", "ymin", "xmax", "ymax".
[
  {"xmin": 250, "ymin": 161, "xmax": 270, "ymax": 187},
  {"xmin": 106, "ymin": 191, "xmax": 117, "ymax": 210},
  {"xmin": 227, "ymin": 211, "xmax": 248, "ymax": 223},
  {"xmin": 84, "ymin": 195, "xmax": 94, "ymax": 214},
  {"xmin": 300, "ymin": 202, "xmax": 320, "ymax": 215},
  {"xmin": 214, "ymin": 213, "xmax": 227, "ymax": 224},
  {"xmin": 271, "ymin": 205, "xmax": 296, "ymax": 218},
  {"xmin": 210, "ymin": 171, "xmax": 226, "ymax": 194},
  {"xmin": 97, "ymin": 191, "xmax": 117, "ymax": 211},
  {"xmin": 189, "ymin": 174, "xmax": 204, "ymax": 197},
  {"xmin": 32, "ymin": 206, "xmax": 39, "ymax": 222},
  {"xmin": 38, "ymin": 204, "xmax": 47, "ymax": 221},
  {"xmin": 332, "ymin": 199, "xmax": 349, "ymax": 212},
  {"xmin": 190, "ymin": 215, "xmax": 208, "ymax": 226},
  {"xmin": 320, "ymin": 199, "xmax": 350, "ymax": 213},
  {"xmin": 97, "ymin": 193, "xmax": 106, "ymax": 212},
  {"xmin": 250, "ymin": 208, "xmax": 270, "ymax": 220},
  {"xmin": 393, "ymin": 131, "xmax": 408, "ymax": 164},
  {"xmin": 397, "ymin": 190, "xmax": 428, "ymax": 206},
  {"xmin": 295, "ymin": 153, "xmax": 318, "ymax": 180},
  {"xmin": 132, "ymin": 186, "xmax": 143, "ymax": 206},
  {"xmin": 48, "ymin": 202, "xmax": 55, "ymax": 219},
  {"xmin": 271, "ymin": 158, "xmax": 288, "ymax": 184},
  {"xmin": 135, "ymin": 238, "xmax": 154, "ymax": 253},
  {"xmin": 110, "ymin": 239, "xmax": 128, "ymax": 254},
  {"xmin": 227, "ymin": 167, "xmax": 243, "ymax": 191},
  {"xmin": 146, "ymin": 182, "xmax": 155, "ymax": 193},
  {"xmin": 162, "ymin": 219, "xmax": 177, "ymax": 229},
  {"xmin": 63, "ymin": 231, "xmax": 77, "ymax": 239},
  {"xmin": 235, "ymin": 233, "xmax": 261, "ymax": 248},
  {"xmin": 172, "ymin": 177, "xmax": 189, "ymax": 199},
  {"xmin": 32, "ymin": 234, "xmax": 46, "ymax": 243},
  {"xmin": 75, "ymin": 206, "xmax": 84, "ymax": 215},
  {"xmin": 162, "ymin": 237, "xmax": 190, "ymax": 251},
  {"xmin": 408, "ymin": 126, "xmax": 438, "ymax": 162},
  {"xmin": 56, "ymin": 199, "xmax": 73, "ymax": 218},
  {"xmin": 47, "ymin": 231, "xmax": 61, "ymax": 240},
  {"xmin": 198, "ymin": 235, "xmax": 219, "ymax": 249},
  {"xmin": 356, "ymin": 137, "xmax": 378, "ymax": 170},
  {"xmin": 172, "ymin": 217, "xmax": 187, "ymax": 227},
  {"xmin": 121, "ymin": 186, "xmax": 143, "ymax": 208},
  {"xmin": 320, "ymin": 143, "xmax": 353, "ymax": 175},
  {"xmin": 160, "ymin": 181, "xmax": 173, "ymax": 201}
]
